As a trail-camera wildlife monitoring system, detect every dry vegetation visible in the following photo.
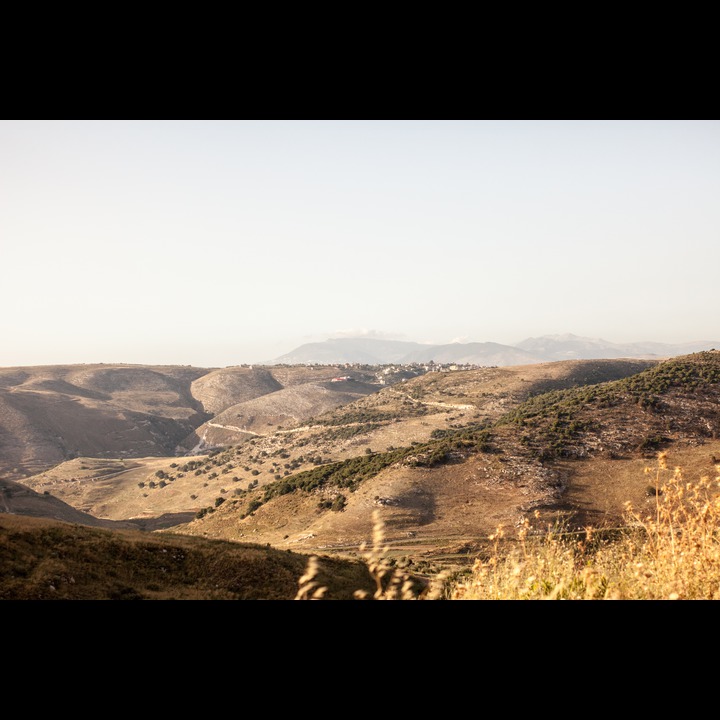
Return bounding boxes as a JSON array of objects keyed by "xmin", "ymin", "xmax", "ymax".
[
  {"xmin": 291, "ymin": 450, "xmax": 720, "ymax": 600},
  {"xmin": 0, "ymin": 514, "xmax": 375, "ymax": 600},
  {"xmin": 182, "ymin": 354, "xmax": 718, "ymax": 559},
  {"xmin": 296, "ymin": 510, "xmax": 449, "ymax": 600},
  {"xmin": 0, "ymin": 363, "xmax": 381, "ymax": 483},
  {"xmin": 185, "ymin": 379, "xmax": 378, "ymax": 450},
  {"xmin": 5, "ymin": 352, "xmax": 720, "ymax": 600},
  {"xmin": 0, "ymin": 476, "xmax": 137, "ymax": 529},
  {"xmin": 0, "ymin": 364, "xmax": 210, "ymax": 481},
  {"xmin": 5, "ymin": 451, "xmax": 720, "ymax": 600},
  {"xmin": 449, "ymin": 452, "xmax": 720, "ymax": 599}
]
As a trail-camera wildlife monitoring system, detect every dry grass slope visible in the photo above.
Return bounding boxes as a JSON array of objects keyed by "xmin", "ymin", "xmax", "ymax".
[
  {"xmin": 180, "ymin": 353, "xmax": 720, "ymax": 571},
  {"xmin": 451, "ymin": 452, "xmax": 720, "ymax": 600},
  {"xmin": 0, "ymin": 364, "xmax": 212, "ymax": 481},
  {"xmin": 0, "ymin": 477, "xmax": 135, "ymax": 529},
  {"xmin": 0, "ymin": 514, "xmax": 375, "ymax": 600},
  {"xmin": 7, "ymin": 354, "xmax": 719, "ymax": 596}
]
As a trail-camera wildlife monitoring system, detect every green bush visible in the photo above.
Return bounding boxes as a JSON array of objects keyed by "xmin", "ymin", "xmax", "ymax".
[
  {"xmin": 331, "ymin": 494, "xmax": 347, "ymax": 512},
  {"xmin": 246, "ymin": 499, "xmax": 262, "ymax": 515},
  {"xmin": 638, "ymin": 435, "xmax": 669, "ymax": 453}
]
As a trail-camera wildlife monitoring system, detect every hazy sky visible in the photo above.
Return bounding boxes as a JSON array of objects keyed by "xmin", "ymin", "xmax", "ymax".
[{"xmin": 1, "ymin": 120, "xmax": 718, "ymax": 367}]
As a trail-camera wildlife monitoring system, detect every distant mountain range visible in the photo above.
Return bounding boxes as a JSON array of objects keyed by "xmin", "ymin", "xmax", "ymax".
[{"xmin": 272, "ymin": 334, "xmax": 720, "ymax": 366}]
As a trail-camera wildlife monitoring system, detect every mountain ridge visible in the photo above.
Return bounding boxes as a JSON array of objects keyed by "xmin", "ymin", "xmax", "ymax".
[{"xmin": 273, "ymin": 334, "xmax": 720, "ymax": 366}]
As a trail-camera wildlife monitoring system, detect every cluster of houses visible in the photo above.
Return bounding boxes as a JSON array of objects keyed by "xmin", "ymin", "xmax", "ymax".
[
  {"xmin": 265, "ymin": 362, "xmax": 488, "ymax": 387},
  {"xmin": 372, "ymin": 362, "xmax": 482, "ymax": 384}
]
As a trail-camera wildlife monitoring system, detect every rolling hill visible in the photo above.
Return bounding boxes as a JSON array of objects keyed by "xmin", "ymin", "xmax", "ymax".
[
  {"xmin": 17, "ymin": 358, "xmax": 653, "ymax": 527},
  {"xmin": 0, "ymin": 363, "xmax": 382, "ymax": 485},
  {"xmin": 0, "ymin": 364, "xmax": 211, "ymax": 482},
  {"xmin": 0, "ymin": 477, "xmax": 135, "ymax": 529},
  {"xmin": 172, "ymin": 352, "xmax": 720, "ymax": 569},
  {"xmin": 179, "ymin": 374, "xmax": 380, "ymax": 452},
  {"xmin": 189, "ymin": 366, "xmax": 284, "ymax": 414},
  {"xmin": 7, "ymin": 352, "xmax": 720, "ymax": 587},
  {"xmin": 0, "ymin": 514, "xmax": 375, "ymax": 600}
]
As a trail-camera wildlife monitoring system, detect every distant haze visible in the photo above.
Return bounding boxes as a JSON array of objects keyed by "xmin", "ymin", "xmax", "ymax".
[
  {"xmin": 272, "ymin": 334, "xmax": 720, "ymax": 366},
  {"xmin": 1, "ymin": 120, "xmax": 718, "ymax": 367}
]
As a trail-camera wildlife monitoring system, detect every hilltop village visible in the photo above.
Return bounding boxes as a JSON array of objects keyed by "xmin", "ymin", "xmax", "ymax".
[{"xmin": 245, "ymin": 361, "xmax": 486, "ymax": 385}]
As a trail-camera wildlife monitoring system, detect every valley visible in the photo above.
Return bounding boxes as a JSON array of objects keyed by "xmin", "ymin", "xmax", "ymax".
[{"xmin": 3, "ymin": 349, "xmax": 720, "ymax": 597}]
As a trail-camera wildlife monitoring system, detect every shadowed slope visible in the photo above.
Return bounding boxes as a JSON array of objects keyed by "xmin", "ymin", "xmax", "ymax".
[
  {"xmin": 0, "ymin": 364, "xmax": 212, "ymax": 481},
  {"xmin": 0, "ymin": 514, "xmax": 374, "ymax": 600}
]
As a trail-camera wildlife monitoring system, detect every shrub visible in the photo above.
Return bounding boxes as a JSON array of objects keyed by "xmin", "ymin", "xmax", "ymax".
[
  {"xmin": 331, "ymin": 494, "xmax": 347, "ymax": 512},
  {"xmin": 246, "ymin": 499, "xmax": 262, "ymax": 514},
  {"xmin": 638, "ymin": 435, "xmax": 669, "ymax": 453}
]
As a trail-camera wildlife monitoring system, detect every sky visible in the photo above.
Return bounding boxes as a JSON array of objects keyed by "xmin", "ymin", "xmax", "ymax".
[{"xmin": 1, "ymin": 119, "xmax": 718, "ymax": 367}]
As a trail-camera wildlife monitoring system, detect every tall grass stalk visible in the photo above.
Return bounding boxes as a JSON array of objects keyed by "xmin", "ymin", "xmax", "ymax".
[
  {"xmin": 295, "ymin": 453, "xmax": 720, "ymax": 599},
  {"xmin": 453, "ymin": 453, "xmax": 720, "ymax": 600}
]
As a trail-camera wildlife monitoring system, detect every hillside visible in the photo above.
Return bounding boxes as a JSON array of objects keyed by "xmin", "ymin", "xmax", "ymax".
[
  {"xmin": 170, "ymin": 358, "xmax": 678, "ymax": 554},
  {"xmin": 11, "ymin": 353, "xmax": 720, "ymax": 581},
  {"xmin": 0, "ymin": 364, "xmax": 212, "ymax": 482},
  {"xmin": 0, "ymin": 514, "xmax": 375, "ymax": 600},
  {"xmin": 180, "ymin": 377, "xmax": 380, "ymax": 451},
  {"xmin": 173, "ymin": 353, "xmax": 720, "ymax": 568},
  {"xmin": 0, "ymin": 363, "xmax": 382, "ymax": 486},
  {"xmin": 0, "ymin": 477, "xmax": 135, "ymax": 529},
  {"xmin": 20, "ymin": 359, "xmax": 652, "ymax": 526},
  {"xmin": 190, "ymin": 366, "xmax": 283, "ymax": 414}
]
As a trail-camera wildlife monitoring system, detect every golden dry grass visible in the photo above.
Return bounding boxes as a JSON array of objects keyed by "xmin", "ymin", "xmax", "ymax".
[
  {"xmin": 291, "ymin": 449, "xmax": 720, "ymax": 600},
  {"xmin": 0, "ymin": 514, "xmax": 375, "ymax": 600},
  {"xmin": 449, "ymin": 452, "xmax": 720, "ymax": 600},
  {"xmin": 295, "ymin": 510, "xmax": 449, "ymax": 600}
]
